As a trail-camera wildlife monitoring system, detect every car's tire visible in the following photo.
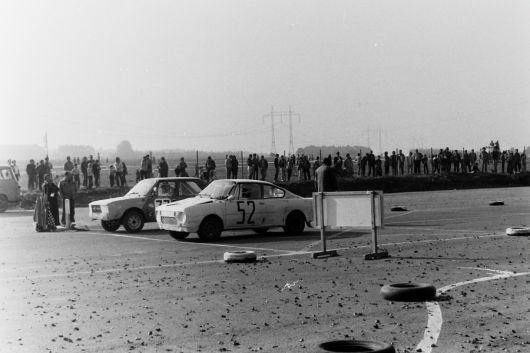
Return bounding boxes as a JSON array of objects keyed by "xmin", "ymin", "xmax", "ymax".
[
  {"xmin": 197, "ymin": 216, "xmax": 222, "ymax": 241},
  {"xmin": 223, "ymin": 251, "xmax": 257, "ymax": 263},
  {"xmin": 283, "ymin": 211, "xmax": 305, "ymax": 235},
  {"xmin": 122, "ymin": 210, "xmax": 144, "ymax": 233},
  {"xmin": 169, "ymin": 231, "xmax": 190, "ymax": 240},
  {"xmin": 380, "ymin": 283, "xmax": 436, "ymax": 302},
  {"xmin": 101, "ymin": 220, "xmax": 120, "ymax": 232},
  {"xmin": 506, "ymin": 227, "xmax": 530, "ymax": 236},
  {"xmin": 253, "ymin": 227, "xmax": 269, "ymax": 234},
  {"xmin": 317, "ymin": 340, "xmax": 396, "ymax": 353},
  {"xmin": 0, "ymin": 194, "xmax": 8, "ymax": 213}
]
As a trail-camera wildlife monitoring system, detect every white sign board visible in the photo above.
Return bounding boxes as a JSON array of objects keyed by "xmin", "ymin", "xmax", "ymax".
[{"xmin": 313, "ymin": 191, "xmax": 384, "ymax": 228}]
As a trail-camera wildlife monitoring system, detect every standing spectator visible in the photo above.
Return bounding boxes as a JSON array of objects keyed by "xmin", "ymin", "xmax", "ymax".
[
  {"xmin": 177, "ymin": 157, "xmax": 188, "ymax": 177},
  {"xmin": 36, "ymin": 160, "xmax": 47, "ymax": 191},
  {"xmin": 521, "ymin": 150, "xmax": 527, "ymax": 172},
  {"xmin": 273, "ymin": 154, "xmax": 280, "ymax": 182},
  {"xmin": 246, "ymin": 154, "xmax": 253, "ymax": 179},
  {"xmin": 469, "ymin": 149, "xmax": 477, "ymax": 171},
  {"xmin": 72, "ymin": 163, "xmax": 81, "ymax": 189},
  {"xmin": 316, "ymin": 157, "xmax": 337, "ymax": 192},
  {"xmin": 26, "ymin": 159, "xmax": 37, "ymax": 190},
  {"xmin": 312, "ymin": 156, "xmax": 321, "ymax": 180},
  {"xmin": 360, "ymin": 154, "xmax": 368, "ymax": 177},
  {"xmin": 205, "ymin": 156, "xmax": 216, "ymax": 182},
  {"xmin": 383, "ymin": 152, "xmax": 390, "ymax": 176},
  {"xmin": 93, "ymin": 159, "xmax": 101, "ymax": 187},
  {"xmin": 140, "ymin": 155, "xmax": 149, "ymax": 179},
  {"xmin": 230, "ymin": 155, "xmax": 239, "ymax": 179},
  {"xmin": 87, "ymin": 160, "xmax": 94, "ymax": 189},
  {"xmin": 368, "ymin": 151, "xmax": 376, "ymax": 176},
  {"xmin": 109, "ymin": 164, "xmax": 116, "ymax": 187},
  {"xmin": 390, "ymin": 151, "xmax": 398, "ymax": 176},
  {"xmin": 259, "ymin": 155, "xmax": 268, "ymax": 180},
  {"xmin": 287, "ymin": 155, "xmax": 295, "ymax": 181},
  {"xmin": 344, "ymin": 153, "xmax": 354, "ymax": 177},
  {"xmin": 114, "ymin": 157, "xmax": 123, "ymax": 186},
  {"xmin": 147, "ymin": 155, "xmax": 153, "ymax": 178},
  {"xmin": 514, "ymin": 149, "xmax": 521, "ymax": 173},
  {"xmin": 44, "ymin": 157, "xmax": 53, "ymax": 176},
  {"xmin": 501, "ymin": 151, "xmax": 507, "ymax": 173},
  {"xmin": 225, "ymin": 155, "xmax": 232, "ymax": 179},
  {"xmin": 480, "ymin": 147, "xmax": 489, "ymax": 173},
  {"xmin": 279, "ymin": 155, "xmax": 287, "ymax": 181},
  {"xmin": 422, "ymin": 153, "xmax": 429, "ymax": 174},
  {"xmin": 81, "ymin": 156, "xmax": 88, "ymax": 188},
  {"xmin": 333, "ymin": 152, "xmax": 343, "ymax": 176},
  {"xmin": 59, "ymin": 172, "xmax": 77, "ymax": 226},
  {"xmin": 406, "ymin": 152, "xmax": 413, "ymax": 175},
  {"xmin": 64, "ymin": 156, "xmax": 74, "ymax": 172},
  {"xmin": 413, "ymin": 149, "xmax": 422, "ymax": 174},
  {"xmin": 43, "ymin": 174, "xmax": 60, "ymax": 226},
  {"xmin": 252, "ymin": 154, "xmax": 259, "ymax": 180},
  {"xmin": 398, "ymin": 150, "xmax": 405, "ymax": 176},
  {"xmin": 158, "ymin": 157, "xmax": 169, "ymax": 177},
  {"xmin": 10, "ymin": 160, "xmax": 20, "ymax": 181},
  {"xmin": 375, "ymin": 156, "xmax": 383, "ymax": 176}
]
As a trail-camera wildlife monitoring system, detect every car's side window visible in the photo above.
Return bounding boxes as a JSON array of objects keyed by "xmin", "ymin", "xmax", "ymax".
[
  {"xmin": 240, "ymin": 183, "xmax": 262, "ymax": 199},
  {"xmin": 179, "ymin": 182, "xmax": 197, "ymax": 197},
  {"xmin": 263, "ymin": 185, "xmax": 285, "ymax": 199},
  {"xmin": 157, "ymin": 182, "xmax": 175, "ymax": 198}
]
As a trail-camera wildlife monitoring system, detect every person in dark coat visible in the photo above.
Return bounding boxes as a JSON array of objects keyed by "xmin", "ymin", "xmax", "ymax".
[
  {"xmin": 43, "ymin": 174, "xmax": 60, "ymax": 226},
  {"xmin": 60, "ymin": 172, "xmax": 77, "ymax": 225},
  {"xmin": 158, "ymin": 157, "xmax": 169, "ymax": 177},
  {"xmin": 315, "ymin": 157, "xmax": 337, "ymax": 192}
]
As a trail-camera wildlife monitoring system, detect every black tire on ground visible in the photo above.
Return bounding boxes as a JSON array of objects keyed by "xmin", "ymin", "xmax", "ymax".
[
  {"xmin": 380, "ymin": 283, "xmax": 436, "ymax": 302},
  {"xmin": 122, "ymin": 210, "xmax": 145, "ymax": 233},
  {"xmin": 390, "ymin": 205, "xmax": 407, "ymax": 212},
  {"xmin": 317, "ymin": 340, "xmax": 396, "ymax": 353},
  {"xmin": 169, "ymin": 231, "xmax": 190, "ymax": 240},
  {"xmin": 223, "ymin": 251, "xmax": 257, "ymax": 263},
  {"xmin": 0, "ymin": 194, "xmax": 8, "ymax": 213},
  {"xmin": 197, "ymin": 216, "xmax": 222, "ymax": 241},
  {"xmin": 506, "ymin": 227, "xmax": 530, "ymax": 236},
  {"xmin": 101, "ymin": 220, "xmax": 120, "ymax": 232},
  {"xmin": 283, "ymin": 211, "xmax": 305, "ymax": 235},
  {"xmin": 489, "ymin": 201, "xmax": 504, "ymax": 206},
  {"xmin": 253, "ymin": 227, "xmax": 269, "ymax": 234}
]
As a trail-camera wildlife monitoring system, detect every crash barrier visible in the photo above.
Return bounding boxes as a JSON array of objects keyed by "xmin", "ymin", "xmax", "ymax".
[
  {"xmin": 312, "ymin": 191, "xmax": 387, "ymax": 259},
  {"xmin": 317, "ymin": 339, "xmax": 396, "ymax": 353}
]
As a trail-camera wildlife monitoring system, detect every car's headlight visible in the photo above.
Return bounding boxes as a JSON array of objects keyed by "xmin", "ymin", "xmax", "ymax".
[{"xmin": 176, "ymin": 211, "xmax": 186, "ymax": 223}]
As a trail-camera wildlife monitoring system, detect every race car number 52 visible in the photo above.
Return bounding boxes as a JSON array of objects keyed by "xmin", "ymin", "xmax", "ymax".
[{"xmin": 237, "ymin": 200, "xmax": 255, "ymax": 224}]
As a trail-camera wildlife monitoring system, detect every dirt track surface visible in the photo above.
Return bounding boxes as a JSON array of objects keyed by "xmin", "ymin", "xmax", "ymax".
[{"xmin": 1, "ymin": 187, "xmax": 529, "ymax": 353}]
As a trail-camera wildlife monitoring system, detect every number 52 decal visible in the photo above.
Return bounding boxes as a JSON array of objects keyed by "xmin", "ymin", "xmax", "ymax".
[{"xmin": 237, "ymin": 200, "xmax": 255, "ymax": 224}]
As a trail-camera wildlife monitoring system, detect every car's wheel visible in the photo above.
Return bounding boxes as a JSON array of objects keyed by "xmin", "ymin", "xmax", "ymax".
[
  {"xmin": 317, "ymin": 340, "xmax": 395, "ymax": 353},
  {"xmin": 0, "ymin": 195, "xmax": 8, "ymax": 213},
  {"xmin": 283, "ymin": 211, "xmax": 305, "ymax": 235},
  {"xmin": 380, "ymin": 283, "xmax": 437, "ymax": 302},
  {"xmin": 197, "ymin": 216, "xmax": 222, "ymax": 241},
  {"xmin": 169, "ymin": 231, "xmax": 190, "ymax": 240},
  {"xmin": 122, "ymin": 210, "xmax": 144, "ymax": 233},
  {"xmin": 101, "ymin": 220, "xmax": 120, "ymax": 232},
  {"xmin": 253, "ymin": 227, "xmax": 269, "ymax": 234}
]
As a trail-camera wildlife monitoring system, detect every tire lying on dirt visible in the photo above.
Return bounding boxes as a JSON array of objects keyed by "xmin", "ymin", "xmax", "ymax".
[
  {"xmin": 489, "ymin": 201, "xmax": 504, "ymax": 206},
  {"xmin": 390, "ymin": 205, "xmax": 407, "ymax": 212},
  {"xmin": 380, "ymin": 283, "xmax": 436, "ymax": 302},
  {"xmin": 506, "ymin": 227, "xmax": 530, "ymax": 236},
  {"xmin": 223, "ymin": 251, "xmax": 257, "ymax": 263},
  {"xmin": 317, "ymin": 340, "xmax": 396, "ymax": 353}
]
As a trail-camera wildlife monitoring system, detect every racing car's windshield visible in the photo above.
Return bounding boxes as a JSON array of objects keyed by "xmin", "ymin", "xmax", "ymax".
[
  {"xmin": 126, "ymin": 179, "xmax": 157, "ymax": 196},
  {"xmin": 199, "ymin": 180, "xmax": 236, "ymax": 200}
]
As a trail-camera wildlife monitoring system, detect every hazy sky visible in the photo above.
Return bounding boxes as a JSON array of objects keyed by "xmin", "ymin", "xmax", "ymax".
[{"xmin": 2, "ymin": 0, "xmax": 529, "ymax": 154}]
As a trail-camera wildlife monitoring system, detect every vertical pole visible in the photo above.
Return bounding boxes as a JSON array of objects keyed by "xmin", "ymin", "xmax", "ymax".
[
  {"xmin": 241, "ymin": 151, "xmax": 244, "ymax": 178},
  {"xmin": 370, "ymin": 191, "xmax": 378, "ymax": 254},
  {"xmin": 319, "ymin": 192, "xmax": 326, "ymax": 253},
  {"xmin": 196, "ymin": 151, "xmax": 199, "ymax": 178},
  {"xmin": 65, "ymin": 199, "xmax": 71, "ymax": 229}
]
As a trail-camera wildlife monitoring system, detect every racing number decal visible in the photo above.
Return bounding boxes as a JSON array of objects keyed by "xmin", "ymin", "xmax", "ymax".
[
  {"xmin": 155, "ymin": 199, "xmax": 171, "ymax": 207},
  {"xmin": 236, "ymin": 200, "xmax": 255, "ymax": 225}
]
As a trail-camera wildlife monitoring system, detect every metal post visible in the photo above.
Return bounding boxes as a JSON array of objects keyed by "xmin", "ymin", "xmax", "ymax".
[
  {"xmin": 320, "ymin": 192, "xmax": 326, "ymax": 253},
  {"xmin": 65, "ymin": 199, "xmax": 71, "ymax": 229},
  {"xmin": 370, "ymin": 191, "xmax": 377, "ymax": 254}
]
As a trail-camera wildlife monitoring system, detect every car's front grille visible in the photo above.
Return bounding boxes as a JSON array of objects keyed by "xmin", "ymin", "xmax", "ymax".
[{"xmin": 161, "ymin": 216, "xmax": 177, "ymax": 225}]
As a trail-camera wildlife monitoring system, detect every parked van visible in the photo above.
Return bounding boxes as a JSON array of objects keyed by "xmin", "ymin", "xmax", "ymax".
[{"xmin": 0, "ymin": 166, "xmax": 21, "ymax": 212}]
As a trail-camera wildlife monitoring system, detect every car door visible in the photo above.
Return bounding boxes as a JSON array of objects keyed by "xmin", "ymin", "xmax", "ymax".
[
  {"xmin": 261, "ymin": 184, "xmax": 287, "ymax": 226},
  {"xmin": 224, "ymin": 182, "xmax": 263, "ymax": 229}
]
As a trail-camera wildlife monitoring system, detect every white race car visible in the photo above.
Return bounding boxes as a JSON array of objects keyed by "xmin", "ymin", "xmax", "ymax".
[{"xmin": 156, "ymin": 179, "xmax": 313, "ymax": 241}]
